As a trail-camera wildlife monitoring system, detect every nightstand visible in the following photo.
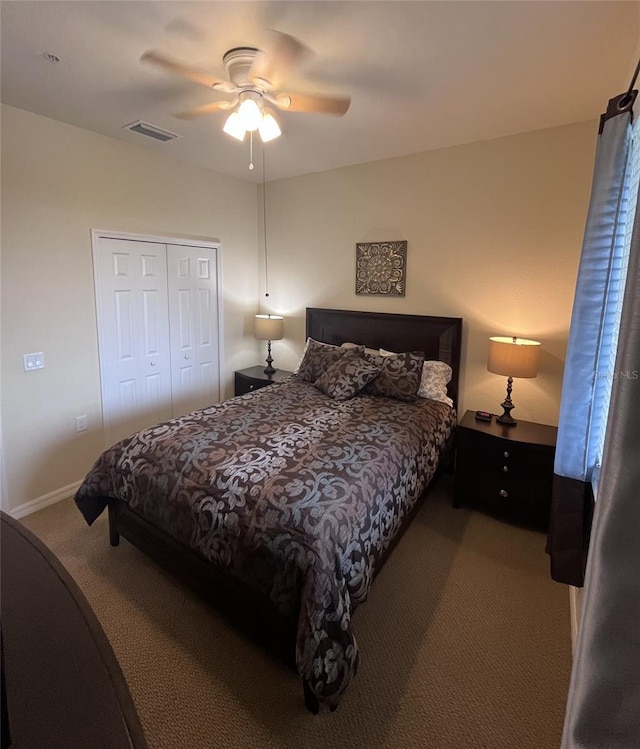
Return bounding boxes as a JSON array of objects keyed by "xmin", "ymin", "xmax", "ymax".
[
  {"xmin": 234, "ymin": 366, "xmax": 293, "ymax": 396},
  {"xmin": 453, "ymin": 410, "xmax": 557, "ymax": 531}
]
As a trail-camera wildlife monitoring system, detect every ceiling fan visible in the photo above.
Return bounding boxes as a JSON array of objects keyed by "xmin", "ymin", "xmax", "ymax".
[{"xmin": 141, "ymin": 30, "xmax": 351, "ymax": 143}]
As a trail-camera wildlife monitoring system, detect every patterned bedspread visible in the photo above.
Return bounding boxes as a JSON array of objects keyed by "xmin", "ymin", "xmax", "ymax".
[{"xmin": 75, "ymin": 377, "xmax": 455, "ymax": 707}]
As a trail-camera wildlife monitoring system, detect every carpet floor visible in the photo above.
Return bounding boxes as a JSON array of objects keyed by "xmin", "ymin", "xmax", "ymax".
[{"xmin": 21, "ymin": 475, "xmax": 571, "ymax": 749}]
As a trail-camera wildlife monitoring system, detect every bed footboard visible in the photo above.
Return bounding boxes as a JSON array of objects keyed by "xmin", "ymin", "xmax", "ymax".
[
  {"xmin": 108, "ymin": 500, "xmax": 120, "ymax": 546},
  {"xmin": 106, "ymin": 500, "xmax": 298, "ymax": 668},
  {"xmin": 303, "ymin": 680, "xmax": 320, "ymax": 714}
]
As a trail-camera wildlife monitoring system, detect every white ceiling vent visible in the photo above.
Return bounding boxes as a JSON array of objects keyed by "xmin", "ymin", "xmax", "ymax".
[{"xmin": 123, "ymin": 120, "xmax": 180, "ymax": 142}]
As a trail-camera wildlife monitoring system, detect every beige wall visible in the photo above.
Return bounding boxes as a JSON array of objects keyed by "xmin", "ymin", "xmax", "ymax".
[
  {"xmin": 263, "ymin": 120, "xmax": 596, "ymax": 427},
  {"xmin": 1, "ymin": 105, "xmax": 597, "ymax": 514},
  {"xmin": 1, "ymin": 105, "xmax": 259, "ymax": 512}
]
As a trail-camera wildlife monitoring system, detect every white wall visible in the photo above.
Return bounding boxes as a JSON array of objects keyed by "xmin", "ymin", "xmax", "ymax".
[
  {"xmin": 261, "ymin": 120, "xmax": 597, "ymax": 426},
  {"xmin": 1, "ymin": 104, "xmax": 259, "ymax": 513}
]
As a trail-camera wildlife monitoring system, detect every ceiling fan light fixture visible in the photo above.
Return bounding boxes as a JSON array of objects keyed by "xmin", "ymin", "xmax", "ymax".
[
  {"xmin": 237, "ymin": 97, "xmax": 262, "ymax": 132},
  {"xmin": 275, "ymin": 94, "xmax": 292, "ymax": 110},
  {"xmin": 142, "ymin": 33, "xmax": 351, "ymax": 151},
  {"xmin": 223, "ymin": 111, "xmax": 246, "ymax": 141},
  {"xmin": 259, "ymin": 111, "xmax": 281, "ymax": 142}
]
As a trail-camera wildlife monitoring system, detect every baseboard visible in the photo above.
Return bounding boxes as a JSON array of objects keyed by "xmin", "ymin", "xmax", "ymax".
[
  {"xmin": 10, "ymin": 481, "xmax": 81, "ymax": 519},
  {"xmin": 569, "ymin": 585, "xmax": 583, "ymax": 656}
]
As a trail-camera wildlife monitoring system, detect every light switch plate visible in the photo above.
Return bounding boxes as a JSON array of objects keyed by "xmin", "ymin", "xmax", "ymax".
[{"xmin": 23, "ymin": 352, "xmax": 45, "ymax": 371}]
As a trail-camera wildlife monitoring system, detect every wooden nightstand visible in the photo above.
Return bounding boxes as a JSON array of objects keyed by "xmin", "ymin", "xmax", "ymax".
[
  {"xmin": 453, "ymin": 410, "xmax": 557, "ymax": 531},
  {"xmin": 234, "ymin": 366, "xmax": 293, "ymax": 396}
]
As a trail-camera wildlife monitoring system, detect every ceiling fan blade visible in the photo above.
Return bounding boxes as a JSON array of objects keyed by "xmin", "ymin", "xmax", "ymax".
[
  {"xmin": 141, "ymin": 50, "xmax": 226, "ymax": 89},
  {"xmin": 174, "ymin": 98, "xmax": 238, "ymax": 120},
  {"xmin": 250, "ymin": 31, "xmax": 308, "ymax": 90},
  {"xmin": 276, "ymin": 92, "xmax": 351, "ymax": 116}
]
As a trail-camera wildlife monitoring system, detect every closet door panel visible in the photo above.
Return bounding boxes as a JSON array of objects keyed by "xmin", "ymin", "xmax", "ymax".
[
  {"xmin": 194, "ymin": 255, "xmax": 219, "ymax": 410},
  {"xmin": 168, "ymin": 246, "xmax": 220, "ymax": 417},
  {"xmin": 95, "ymin": 238, "xmax": 172, "ymax": 446}
]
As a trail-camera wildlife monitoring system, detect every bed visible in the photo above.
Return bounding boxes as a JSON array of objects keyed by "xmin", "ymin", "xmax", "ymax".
[{"xmin": 75, "ymin": 308, "xmax": 462, "ymax": 712}]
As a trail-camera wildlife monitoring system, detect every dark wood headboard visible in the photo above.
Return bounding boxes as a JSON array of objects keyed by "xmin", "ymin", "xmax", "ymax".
[{"xmin": 306, "ymin": 308, "xmax": 463, "ymax": 406}]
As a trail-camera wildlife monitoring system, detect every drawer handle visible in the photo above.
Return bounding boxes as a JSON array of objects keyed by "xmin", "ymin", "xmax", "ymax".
[
  {"xmin": 503, "ymin": 465, "xmax": 509, "ymax": 472},
  {"xmin": 499, "ymin": 489, "xmax": 509, "ymax": 498},
  {"xmin": 249, "ymin": 384, "xmax": 255, "ymax": 390},
  {"xmin": 503, "ymin": 451, "xmax": 509, "ymax": 458}
]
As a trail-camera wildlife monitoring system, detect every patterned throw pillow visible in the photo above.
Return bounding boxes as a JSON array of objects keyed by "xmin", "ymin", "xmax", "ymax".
[
  {"xmin": 296, "ymin": 338, "xmax": 362, "ymax": 383},
  {"xmin": 362, "ymin": 351, "xmax": 425, "ymax": 401},
  {"xmin": 314, "ymin": 349, "xmax": 381, "ymax": 400},
  {"xmin": 380, "ymin": 349, "xmax": 453, "ymax": 406}
]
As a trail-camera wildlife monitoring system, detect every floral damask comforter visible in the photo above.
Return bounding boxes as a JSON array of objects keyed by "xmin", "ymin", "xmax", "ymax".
[{"xmin": 75, "ymin": 377, "xmax": 455, "ymax": 707}]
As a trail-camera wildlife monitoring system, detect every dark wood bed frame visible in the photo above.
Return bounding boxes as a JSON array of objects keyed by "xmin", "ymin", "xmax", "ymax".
[{"xmin": 107, "ymin": 308, "xmax": 463, "ymax": 713}]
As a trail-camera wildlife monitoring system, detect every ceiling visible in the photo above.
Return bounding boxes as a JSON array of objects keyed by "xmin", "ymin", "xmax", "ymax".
[{"xmin": 1, "ymin": 1, "xmax": 639, "ymax": 183}]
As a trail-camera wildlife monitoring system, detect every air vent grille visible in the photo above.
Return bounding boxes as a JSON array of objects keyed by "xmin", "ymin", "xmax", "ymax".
[{"xmin": 123, "ymin": 120, "xmax": 180, "ymax": 142}]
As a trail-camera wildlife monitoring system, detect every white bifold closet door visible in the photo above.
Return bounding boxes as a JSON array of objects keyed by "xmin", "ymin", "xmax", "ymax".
[
  {"xmin": 94, "ymin": 235, "xmax": 220, "ymax": 447},
  {"xmin": 167, "ymin": 246, "xmax": 219, "ymax": 417}
]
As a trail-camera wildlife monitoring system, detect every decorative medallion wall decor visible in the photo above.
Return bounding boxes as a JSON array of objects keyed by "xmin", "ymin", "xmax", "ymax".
[{"xmin": 355, "ymin": 241, "xmax": 407, "ymax": 296}]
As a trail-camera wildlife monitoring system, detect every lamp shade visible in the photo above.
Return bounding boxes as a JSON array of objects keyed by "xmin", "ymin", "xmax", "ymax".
[
  {"xmin": 487, "ymin": 336, "xmax": 540, "ymax": 378},
  {"xmin": 259, "ymin": 111, "xmax": 281, "ymax": 143},
  {"xmin": 223, "ymin": 111, "xmax": 246, "ymax": 141},
  {"xmin": 237, "ymin": 97, "xmax": 262, "ymax": 131},
  {"xmin": 254, "ymin": 314, "xmax": 284, "ymax": 341}
]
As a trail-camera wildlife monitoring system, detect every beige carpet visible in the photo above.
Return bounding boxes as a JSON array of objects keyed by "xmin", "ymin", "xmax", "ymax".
[{"xmin": 21, "ymin": 475, "xmax": 571, "ymax": 749}]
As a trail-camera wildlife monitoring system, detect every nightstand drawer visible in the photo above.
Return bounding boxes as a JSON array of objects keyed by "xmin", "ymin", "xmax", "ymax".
[
  {"xmin": 234, "ymin": 372, "xmax": 272, "ymax": 396},
  {"xmin": 468, "ymin": 473, "xmax": 554, "ymax": 530},
  {"xmin": 235, "ymin": 374, "xmax": 268, "ymax": 396},
  {"xmin": 234, "ymin": 366, "xmax": 294, "ymax": 397},
  {"xmin": 461, "ymin": 431, "xmax": 553, "ymax": 479}
]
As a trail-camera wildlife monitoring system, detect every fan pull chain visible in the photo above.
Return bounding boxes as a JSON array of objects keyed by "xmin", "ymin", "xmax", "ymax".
[
  {"xmin": 262, "ymin": 145, "xmax": 269, "ymax": 298},
  {"xmin": 249, "ymin": 131, "xmax": 254, "ymax": 170}
]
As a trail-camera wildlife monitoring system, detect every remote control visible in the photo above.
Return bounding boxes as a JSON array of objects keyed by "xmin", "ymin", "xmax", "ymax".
[{"xmin": 475, "ymin": 410, "xmax": 492, "ymax": 422}]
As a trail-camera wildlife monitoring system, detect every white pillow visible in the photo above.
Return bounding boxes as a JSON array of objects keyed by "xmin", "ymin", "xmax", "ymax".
[
  {"xmin": 379, "ymin": 348, "xmax": 453, "ymax": 406},
  {"xmin": 341, "ymin": 341, "xmax": 379, "ymax": 356}
]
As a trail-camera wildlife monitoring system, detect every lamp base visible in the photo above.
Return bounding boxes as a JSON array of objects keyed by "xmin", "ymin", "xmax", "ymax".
[
  {"xmin": 263, "ymin": 340, "xmax": 275, "ymax": 375},
  {"xmin": 496, "ymin": 406, "xmax": 517, "ymax": 426},
  {"xmin": 496, "ymin": 376, "xmax": 517, "ymax": 425}
]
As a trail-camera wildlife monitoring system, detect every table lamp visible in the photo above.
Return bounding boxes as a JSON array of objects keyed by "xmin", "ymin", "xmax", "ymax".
[
  {"xmin": 487, "ymin": 336, "xmax": 540, "ymax": 425},
  {"xmin": 254, "ymin": 314, "xmax": 284, "ymax": 375}
]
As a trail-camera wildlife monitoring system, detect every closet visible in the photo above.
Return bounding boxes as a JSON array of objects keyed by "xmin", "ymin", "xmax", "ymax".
[{"xmin": 92, "ymin": 231, "xmax": 221, "ymax": 447}]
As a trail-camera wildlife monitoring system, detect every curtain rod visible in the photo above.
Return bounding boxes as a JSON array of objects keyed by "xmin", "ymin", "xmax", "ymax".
[
  {"xmin": 624, "ymin": 57, "xmax": 640, "ymax": 102},
  {"xmin": 599, "ymin": 57, "xmax": 640, "ymax": 133}
]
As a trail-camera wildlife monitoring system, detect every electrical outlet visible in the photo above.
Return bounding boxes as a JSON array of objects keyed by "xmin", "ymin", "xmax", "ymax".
[{"xmin": 75, "ymin": 415, "xmax": 88, "ymax": 433}]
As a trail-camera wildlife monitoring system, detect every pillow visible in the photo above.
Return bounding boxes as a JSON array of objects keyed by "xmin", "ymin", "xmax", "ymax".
[
  {"xmin": 380, "ymin": 348, "xmax": 453, "ymax": 406},
  {"xmin": 296, "ymin": 338, "xmax": 361, "ymax": 383},
  {"xmin": 314, "ymin": 349, "xmax": 381, "ymax": 400},
  {"xmin": 292, "ymin": 337, "xmax": 312, "ymax": 374},
  {"xmin": 362, "ymin": 350, "xmax": 425, "ymax": 401},
  {"xmin": 340, "ymin": 341, "xmax": 379, "ymax": 357},
  {"xmin": 419, "ymin": 360, "xmax": 454, "ymax": 406}
]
